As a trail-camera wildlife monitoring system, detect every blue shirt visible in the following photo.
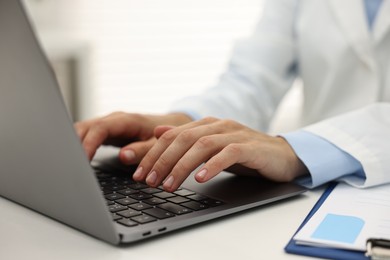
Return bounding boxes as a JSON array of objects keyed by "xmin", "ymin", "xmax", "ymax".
[
  {"xmin": 281, "ymin": 131, "xmax": 365, "ymax": 188},
  {"xmin": 364, "ymin": 0, "xmax": 383, "ymax": 28}
]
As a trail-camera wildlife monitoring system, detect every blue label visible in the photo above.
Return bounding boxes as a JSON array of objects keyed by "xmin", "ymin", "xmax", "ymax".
[{"xmin": 311, "ymin": 213, "xmax": 365, "ymax": 244}]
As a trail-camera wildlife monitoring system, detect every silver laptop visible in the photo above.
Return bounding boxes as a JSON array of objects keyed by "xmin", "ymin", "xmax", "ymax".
[{"xmin": 0, "ymin": 0, "xmax": 307, "ymax": 245}]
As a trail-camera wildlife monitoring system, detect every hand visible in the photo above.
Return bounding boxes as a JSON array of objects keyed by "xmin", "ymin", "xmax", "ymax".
[
  {"xmin": 133, "ymin": 117, "xmax": 308, "ymax": 192},
  {"xmin": 74, "ymin": 112, "xmax": 193, "ymax": 162}
]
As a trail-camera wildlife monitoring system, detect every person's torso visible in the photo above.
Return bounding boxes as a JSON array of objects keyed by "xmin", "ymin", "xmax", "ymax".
[{"xmin": 295, "ymin": 0, "xmax": 390, "ymax": 125}]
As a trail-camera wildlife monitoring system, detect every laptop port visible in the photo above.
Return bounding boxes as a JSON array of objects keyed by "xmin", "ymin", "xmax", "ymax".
[{"xmin": 158, "ymin": 227, "xmax": 167, "ymax": 232}]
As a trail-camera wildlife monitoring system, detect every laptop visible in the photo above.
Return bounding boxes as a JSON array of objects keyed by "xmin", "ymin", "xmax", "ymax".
[{"xmin": 0, "ymin": 0, "xmax": 307, "ymax": 245}]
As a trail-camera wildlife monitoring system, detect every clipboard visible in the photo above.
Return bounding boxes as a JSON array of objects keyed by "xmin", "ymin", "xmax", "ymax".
[{"xmin": 284, "ymin": 182, "xmax": 369, "ymax": 260}]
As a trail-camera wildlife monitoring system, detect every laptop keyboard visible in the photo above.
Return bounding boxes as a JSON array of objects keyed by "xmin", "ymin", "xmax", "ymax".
[{"xmin": 95, "ymin": 171, "xmax": 223, "ymax": 227}]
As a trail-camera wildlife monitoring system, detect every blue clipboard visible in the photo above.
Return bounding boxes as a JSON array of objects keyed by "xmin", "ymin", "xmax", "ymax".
[{"xmin": 284, "ymin": 182, "xmax": 369, "ymax": 260}]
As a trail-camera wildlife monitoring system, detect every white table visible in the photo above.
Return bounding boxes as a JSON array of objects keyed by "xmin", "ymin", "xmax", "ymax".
[{"xmin": 0, "ymin": 186, "xmax": 325, "ymax": 260}]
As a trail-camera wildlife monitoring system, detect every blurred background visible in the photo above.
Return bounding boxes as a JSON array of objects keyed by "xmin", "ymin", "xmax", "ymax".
[{"xmin": 22, "ymin": 0, "xmax": 302, "ymax": 132}]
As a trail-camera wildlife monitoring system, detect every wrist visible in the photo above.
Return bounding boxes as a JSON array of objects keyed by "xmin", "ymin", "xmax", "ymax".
[{"xmin": 277, "ymin": 137, "xmax": 309, "ymax": 181}]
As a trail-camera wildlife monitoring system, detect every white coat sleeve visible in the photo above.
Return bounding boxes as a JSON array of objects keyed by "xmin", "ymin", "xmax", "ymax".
[
  {"xmin": 170, "ymin": 0, "xmax": 299, "ymax": 132},
  {"xmin": 304, "ymin": 103, "xmax": 390, "ymax": 188}
]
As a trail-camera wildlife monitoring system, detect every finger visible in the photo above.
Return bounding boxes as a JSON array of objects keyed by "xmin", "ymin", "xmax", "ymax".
[
  {"xmin": 80, "ymin": 113, "xmax": 151, "ymax": 160},
  {"xmin": 74, "ymin": 120, "xmax": 96, "ymax": 141},
  {"xmin": 154, "ymin": 125, "xmax": 175, "ymax": 138},
  {"xmin": 75, "ymin": 113, "xmax": 121, "ymax": 141},
  {"xmin": 140, "ymin": 120, "xmax": 220, "ymax": 187},
  {"xmin": 82, "ymin": 123, "xmax": 110, "ymax": 160},
  {"xmin": 162, "ymin": 134, "xmax": 225, "ymax": 191},
  {"xmin": 195, "ymin": 143, "xmax": 246, "ymax": 183},
  {"xmin": 140, "ymin": 128, "xmax": 195, "ymax": 186},
  {"xmin": 81, "ymin": 116, "xmax": 130, "ymax": 160},
  {"xmin": 74, "ymin": 122, "xmax": 86, "ymax": 139},
  {"xmin": 119, "ymin": 138, "xmax": 156, "ymax": 165}
]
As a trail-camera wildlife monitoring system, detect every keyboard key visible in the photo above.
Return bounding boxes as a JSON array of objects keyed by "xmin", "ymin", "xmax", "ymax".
[
  {"xmin": 99, "ymin": 180, "xmax": 114, "ymax": 187},
  {"xmin": 117, "ymin": 209, "xmax": 142, "ymax": 218},
  {"xmin": 131, "ymin": 214, "xmax": 157, "ymax": 224},
  {"xmin": 174, "ymin": 189, "xmax": 195, "ymax": 197},
  {"xmin": 158, "ymin": 203, "xmax": 192, "ymax": 215},
  {"xmin": 108, "ymin": 204, "xmax": 128, "ymax": 213},
  {"xmin": 167, "ymin": 196, "xmax": 190, "ymax": 204},
  {"xmin": 154, "ymin": 191, "xmax": 176, "ymax": 199},
  {"xmin": 117, "ymin": 218, "xmax": 138, "ymax": 227},
  {"xmin": 115, "ymin": 197, "xmax": 138, "ymax": 206},
  {"xmin": 118, "ymin": 179, "xmax": 134, "ymax": 186},
  {"xmin": 181, "ymin": 201, "xmax": 208, "ymax": 211},
  {"xmin": 108, "ymin": 176, "xmax": 119, "ymax": 182},
  {"xmin": 129, "ymin": 192, "xmax": 153, "ymax": 200},
  {"xmin": 107, "ymin": 185, "xmax": 127, "ymax": 191},
  {"xmin": 128, "ymin": 183, "xmax": 149, "ymax": 190},
  {"xmin": 141, "ymin": 187, "xmax": 162, "ymax": 194},
  {"xmin": 129, "ymin": 202, "xmax": 152, "ymax": 211},
  {"xmin": 95, "ymin": 172, "xmax": 112, "ymax": 179},
  {"xmin": 102, "ymin": 188, "xmax": 112, "ymax": 195},
  {"xmin": 143, "ymin": 208, "xmax": 175, "ymax": 219},
  {"xmin": 143, "ymin": 197, "xmax": 166, "ymax": 205},
  {"xmin": 111, "ymin": 213, "xmax": 122, "ymax": 221},
  {"xmin": 187, "ymin": 194, "xmax": 207, "ymax": 201},
  {"xmin": 105, "ymin": 193, "xmax": 126, "ymax": 201},
  {"xmin": 117, "ymin": 188, "xmax": 137, "ymax": 196}
]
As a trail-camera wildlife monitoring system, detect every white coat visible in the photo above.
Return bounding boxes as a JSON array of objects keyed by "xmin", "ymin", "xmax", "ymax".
[{"xmin": 171, "ymin": 0, "xmax": 390, "ymax": 187}]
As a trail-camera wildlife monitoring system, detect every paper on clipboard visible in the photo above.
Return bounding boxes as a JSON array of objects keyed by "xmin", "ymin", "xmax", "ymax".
[{"xmin": 293, "ymin": 182, "xmax": 390, "ymax": 251}]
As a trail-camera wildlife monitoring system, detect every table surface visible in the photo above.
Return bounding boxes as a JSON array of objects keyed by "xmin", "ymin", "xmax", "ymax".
[{"xmin": 0, "ymin": 186, "xmax": 325, "ymax": 260}]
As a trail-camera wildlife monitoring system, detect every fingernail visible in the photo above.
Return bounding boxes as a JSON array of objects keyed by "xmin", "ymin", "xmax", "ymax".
[
  {"xmin": 146, "ymin": 171, "xmax": 157, "ymax": 186},
  {"xmin": 196, "ymin": 169, "xmax": 207, "ymax": 181},
  {"xmin": 133, "ymin": 166, "xmax": 143, "ymax": 180},
  {"xmin": 122, "ymin": 149, "xmax": 136, "ymax": 163},
  {"xmin": 163, "ymin": 175, "xmax": 174, "ymax": 190}
]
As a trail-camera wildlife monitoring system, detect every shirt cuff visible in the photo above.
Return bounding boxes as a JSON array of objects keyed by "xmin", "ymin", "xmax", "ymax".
[{"xmin": 280, "ymin": 130, "xmax": 365, "ymax": 188}]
